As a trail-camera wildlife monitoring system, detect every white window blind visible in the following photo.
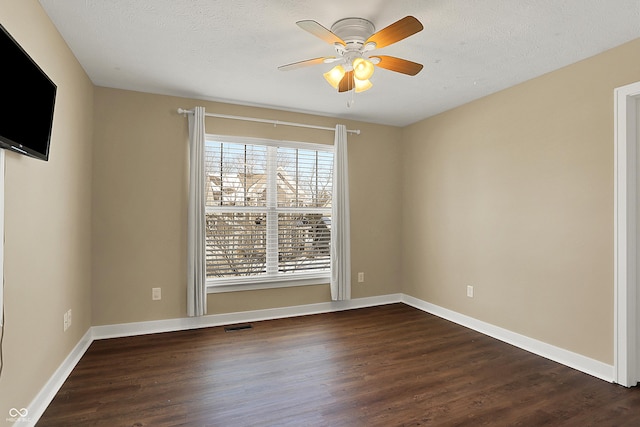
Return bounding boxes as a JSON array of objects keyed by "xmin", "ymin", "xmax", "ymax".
[{"xmin": 205, "ymin": 135, "xmax": 333, "ymax": 288}]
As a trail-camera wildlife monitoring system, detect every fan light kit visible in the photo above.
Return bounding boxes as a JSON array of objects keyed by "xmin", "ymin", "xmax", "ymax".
[{"xmin": 279, "ymin": 16, "xmax": 424, "ymax": 95}]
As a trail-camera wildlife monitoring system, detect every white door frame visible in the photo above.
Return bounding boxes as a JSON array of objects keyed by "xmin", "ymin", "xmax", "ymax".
[{"xmin": 614, "ymin": 80, "xmax": 640, "ymax": 387}]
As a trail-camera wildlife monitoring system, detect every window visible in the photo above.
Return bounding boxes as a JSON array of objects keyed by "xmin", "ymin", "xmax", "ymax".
[{"xmin": 204, "ymin": 135, "xmax": 334, "ymax": 291}]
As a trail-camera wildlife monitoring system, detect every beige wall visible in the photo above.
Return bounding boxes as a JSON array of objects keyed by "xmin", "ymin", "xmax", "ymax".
[
  {"xmin": 91, "ymin": 88, "xmax": 403, "ymax": 325},
  {"xmin": 0, "ymin": 0, "xmax": 93, "ymax": 417},
  {"xmin": 401, "ymin": 38, "xmax": 640, "ymax": 364}
]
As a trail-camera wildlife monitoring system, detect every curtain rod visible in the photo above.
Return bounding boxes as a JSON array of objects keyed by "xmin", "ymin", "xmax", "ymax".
[{"xmin": 177, "ymin": 108, "xmax": 360, "ymax": 135}]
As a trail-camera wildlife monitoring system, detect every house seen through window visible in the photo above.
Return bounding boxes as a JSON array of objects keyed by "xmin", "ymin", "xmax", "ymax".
[{"xmin": 205, "ymin": 135, "xmax": 334, "ymax": 289}]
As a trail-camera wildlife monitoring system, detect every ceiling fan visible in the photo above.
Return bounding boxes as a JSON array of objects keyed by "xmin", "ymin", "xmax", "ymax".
[{"xmin": 278, "ymin": 16, "xmax": 424, "ymax": 93}]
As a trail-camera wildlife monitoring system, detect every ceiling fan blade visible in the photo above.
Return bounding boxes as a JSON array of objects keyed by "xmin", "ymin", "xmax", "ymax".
[
  {"xmin": 338, "ymin": 70, "xmax": 354, "ymax": 93},
  {"xmin": 365, "ymin": 16, "xmax": 423, "ymax": 49},
  {"xmin": 372, "ymin": 56, "xmax": 424, "ymax": 76},
  {"xmin": 297, "ymin": 20, "xmax": 346, "ymax": 46},
  {"xmin": 278, "ymin": 57, "xmax": 334, "ymax": 71}
]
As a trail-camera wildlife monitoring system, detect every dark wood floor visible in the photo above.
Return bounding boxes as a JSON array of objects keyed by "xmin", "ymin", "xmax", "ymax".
[{"xmin": 38, "ymin": 303, "xmax": 640, "ymax": 426}]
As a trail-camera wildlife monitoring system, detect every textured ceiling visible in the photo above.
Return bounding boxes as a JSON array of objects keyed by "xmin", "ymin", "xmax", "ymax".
[{"xmin": 39, "ymin": 0, "xmax": 640, "ymax": 127}]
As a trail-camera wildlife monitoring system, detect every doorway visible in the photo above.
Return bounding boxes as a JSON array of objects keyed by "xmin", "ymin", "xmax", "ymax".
[{"xmin": 614, "ymin": 81, "xmax": 640, "ymax": 387}]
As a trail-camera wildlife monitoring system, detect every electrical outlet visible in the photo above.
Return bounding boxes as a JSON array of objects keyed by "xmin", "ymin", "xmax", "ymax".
[
  {"xmin": 357, "ymin": 272, "xmax": 364, "ymax": 283},
  {"xmin": 152, "ymin": 287, "xmax": 162, "ymax": 301},
  {"xmin": 67, "ymin": 309, "xmax": 72, "ymax": 328},
  {"xmin": 467, "ymin": 285, "xmax": 474, "ymax": 298}
]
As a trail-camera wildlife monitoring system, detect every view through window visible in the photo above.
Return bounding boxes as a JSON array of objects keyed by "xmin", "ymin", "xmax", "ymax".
[{"xmin": 205, "ymin": 136, "xmax": 334, "ymax": 288}]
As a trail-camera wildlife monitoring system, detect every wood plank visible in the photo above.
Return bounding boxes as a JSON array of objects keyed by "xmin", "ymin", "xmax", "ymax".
[{"xmin": 37, "ymin": 304, "xmax": 640, "ymax": 426}]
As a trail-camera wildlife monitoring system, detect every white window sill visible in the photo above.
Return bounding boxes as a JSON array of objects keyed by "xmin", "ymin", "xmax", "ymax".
[{"xmin": 206, "ymin": 274, "xmax": 330, "ymax": 293}]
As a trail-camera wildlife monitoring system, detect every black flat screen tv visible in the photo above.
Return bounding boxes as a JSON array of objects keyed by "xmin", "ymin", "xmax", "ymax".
[{"xmin": 0, "ymin": 23, "xmax": 56, "ymax": 161}]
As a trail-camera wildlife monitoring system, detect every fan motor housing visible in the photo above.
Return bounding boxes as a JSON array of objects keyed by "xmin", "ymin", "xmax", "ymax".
[{"xmin": 331, "ymin": 18, "xmax": 375, "ymax": 48}]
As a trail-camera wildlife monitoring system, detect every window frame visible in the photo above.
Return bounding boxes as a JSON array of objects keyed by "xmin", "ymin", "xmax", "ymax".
[{"xmin": 204, "ymin": 134, "xmax": 334, "ymax": 294}]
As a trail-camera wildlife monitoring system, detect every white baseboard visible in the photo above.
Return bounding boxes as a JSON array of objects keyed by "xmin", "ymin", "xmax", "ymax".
[
  {"xmin": 92, "ymin": 293, "xmax": 403, "ymax": 339},
  {"xmin": 26, "ymin": 292, "xmax": 614, "ymax": 426},
  {"xmin": 24, "ymin": 328, "xmax": 93, "ymax": 427},
  {"xmin": 401, "ymin": 294, "xmax": 615, "ymax": 383}
]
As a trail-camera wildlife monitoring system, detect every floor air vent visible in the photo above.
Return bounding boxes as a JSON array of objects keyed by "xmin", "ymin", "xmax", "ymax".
[{"xmin": 224, "ymin": 323, "xmax": 253, "ymax": 332}]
